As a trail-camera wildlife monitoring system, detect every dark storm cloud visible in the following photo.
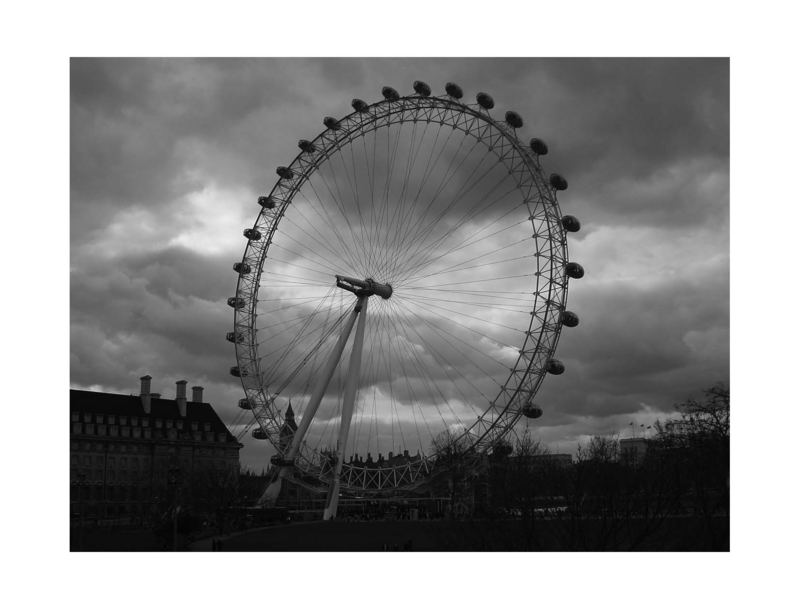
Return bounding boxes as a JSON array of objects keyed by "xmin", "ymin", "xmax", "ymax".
[
  {"xmin": 70, "ymin": 58, "xmax": 364, "ymax": 244},
  {"xmin": 348, "ymin": 58, "xmax": 728, "ymax": 180},
  {"xmin": 578, "ymin": 274, "xmax": 728, "ymax": 381},
  {"xmin": 71, "ymin": 58, "xmax": 728, "ymax": 469},
  {"xmin": 536, "ymin": 59, "xmax": 728, "ymax": 174},
  {"xmin": 575, "ymin": 155, "xmax": 728, "ymax": 231},
  {"xmin": 528, "ymin": 264, "xmax": 728, "ymax": 447},
  {"xmin": 71, "ymin": 244, "xmax": 236, "ymax": 392},
  {"xmin": 113, "ymin": 246, "xmax": 234, "ymax": 302}
]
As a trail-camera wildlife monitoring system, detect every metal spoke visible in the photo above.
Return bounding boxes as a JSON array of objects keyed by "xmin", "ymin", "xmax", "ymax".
[{"xmin": 231, "ymin": 85, "xmax": 577, "ymax": 501}]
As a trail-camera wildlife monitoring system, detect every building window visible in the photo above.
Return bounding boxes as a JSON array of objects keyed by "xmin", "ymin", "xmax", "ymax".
[
  {"xmin": 96, "ymin": 415, "xmax": 104, "ymax": 424},
  {"xmin": 131, "ymin": 416, "xmax": 138, "ymax": 426},
  {"xmin": 155, "ymin": 419, "xmax": 163, "ymax": 428},
  {"xmin": 71, "ymin": 412, "xmax": 79, "ymax": 422},
  {"xmin": 108, "ymin": 416, "xmax": 116, "ymax": 425},
  {"xmin": 165, "ymin": 419, "xmax": 173, "ymax": 429},
  {"xmin": 83, "ymin": 413, "xmax": 92, "ymax": 423},
  {"xmin": 120, "ymin": 416, "xmax": 128, "ymax": 426}
]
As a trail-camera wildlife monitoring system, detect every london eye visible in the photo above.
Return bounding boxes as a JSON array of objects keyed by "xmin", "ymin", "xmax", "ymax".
[{"xmin": 228, "ymin": 81, "xmax": 583, "ymax": 519}]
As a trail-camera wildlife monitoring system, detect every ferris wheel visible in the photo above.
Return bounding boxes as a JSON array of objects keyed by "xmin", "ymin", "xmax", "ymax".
[{"xmin": 228, "ymin": 81, "xmax": 583, "ymax": 518}]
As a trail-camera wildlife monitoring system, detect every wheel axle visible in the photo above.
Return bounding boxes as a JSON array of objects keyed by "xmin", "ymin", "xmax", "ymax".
[{"xmin": 336, "ymin": 275, "xmax": 393, "ymax": 299}]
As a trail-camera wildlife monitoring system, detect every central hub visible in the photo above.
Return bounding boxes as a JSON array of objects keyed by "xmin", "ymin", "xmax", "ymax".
[{"xmin": 335, "ymin": 275, "xmax": 393, "ymax": 299}]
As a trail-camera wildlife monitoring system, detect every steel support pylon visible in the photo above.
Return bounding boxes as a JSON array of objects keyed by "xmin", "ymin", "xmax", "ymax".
[
  {"xmin": 259, "ymin": 298, "xmax": 364, "ymax": 506},
  {"xmin": 259, "ymin": 275, "xmax": 391, "ymax": 509},
  {"xmin": 323, "ymin": 297, "xmax": 368, "ymax": 520}
]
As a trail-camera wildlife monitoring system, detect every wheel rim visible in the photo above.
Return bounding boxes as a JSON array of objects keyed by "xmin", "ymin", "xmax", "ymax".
[{"xmin": 232, "ymin": 90, "xmax": 572, "ymax": 493}]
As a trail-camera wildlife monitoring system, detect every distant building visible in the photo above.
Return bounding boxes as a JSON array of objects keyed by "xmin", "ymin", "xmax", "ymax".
[
  {"xmin": 70, "ymin": 375, "xmax": 242, "ymax": 524},
  {"xmin": 619, "ymin": 438, "xmax": 648, "ymax": 467},
  {"xmin": 346, "ymin": 448, "xmax": 424, "ymax": 469}
]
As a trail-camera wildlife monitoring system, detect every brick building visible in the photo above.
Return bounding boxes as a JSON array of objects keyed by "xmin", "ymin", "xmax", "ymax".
[{"xmin": 70, "ymin": 376, "xmax": 242, "ymax": 525}]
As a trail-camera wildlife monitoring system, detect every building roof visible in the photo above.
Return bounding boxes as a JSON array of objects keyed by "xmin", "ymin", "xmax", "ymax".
[{"xmin": 70, "ymin": 389, "xmax": 239, "ymax": 444}]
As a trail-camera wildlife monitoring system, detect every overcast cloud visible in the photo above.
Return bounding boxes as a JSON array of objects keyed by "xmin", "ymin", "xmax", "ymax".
[{"xmin": 70, "ymin": 58, "xmax": 729, "ymax": 469}]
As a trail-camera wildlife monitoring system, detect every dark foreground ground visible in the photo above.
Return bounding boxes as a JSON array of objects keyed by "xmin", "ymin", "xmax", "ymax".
[
  {"xmin": 73, "ymin": 516, "xmax": 728, "ymax": 551},
  {"xmin": 200, "ymin": 516, "xmax": 728, "ymax": 552}
]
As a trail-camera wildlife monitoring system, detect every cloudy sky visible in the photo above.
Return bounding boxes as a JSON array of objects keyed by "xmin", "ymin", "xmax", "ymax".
[{"xmin": 70, "ymin": 58, "xmax": 729, "ymax": 470}]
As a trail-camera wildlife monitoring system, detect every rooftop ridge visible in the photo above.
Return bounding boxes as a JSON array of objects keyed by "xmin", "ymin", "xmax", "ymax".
[{"xmin": 70, "ymin": 388, "xmax": 238, "ymax": 444}]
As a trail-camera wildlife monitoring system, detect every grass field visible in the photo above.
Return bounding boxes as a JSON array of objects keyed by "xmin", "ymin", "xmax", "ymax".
[
  {"xmin": 206, "ymin": 516, "xmax": 729, "ymax": 552},
  {"xmin": 71, "ymin": 515, "xmax": 728, "ymax": 551}
]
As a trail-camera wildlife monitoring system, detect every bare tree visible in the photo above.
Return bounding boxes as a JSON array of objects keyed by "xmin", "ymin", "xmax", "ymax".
[
  {"xmin": 429, "ymin": 429, "xmax": 475, "ymax": 517},
  {"xmin": 576, "ymin": 434, "xmax": 619, "ymax": 463},
  {"xmin": 653, "ymin": 383, "xmax": 730, "ymax": 545}
]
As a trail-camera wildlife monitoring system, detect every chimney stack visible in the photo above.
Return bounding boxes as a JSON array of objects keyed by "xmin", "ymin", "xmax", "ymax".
[
  {"xmin": 191, "ymin": 386, "xmax": 204, "ymax": 403},
  {"xmin": 140, "ymin": 375, "xmax": 152, "ymax": 414},
  {"xmin": 176, "ymin": 380, "xmax": 188, "ymax": 417}
]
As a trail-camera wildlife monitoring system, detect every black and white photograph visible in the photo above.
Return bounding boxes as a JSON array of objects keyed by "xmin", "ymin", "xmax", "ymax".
[
  {"xmin": 8, "ymin": 3, "xmax": 800, "ymax": 605},
  {"xmin": 69, "ymin": 57, "xmax": 729, "ymax": 551}
]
